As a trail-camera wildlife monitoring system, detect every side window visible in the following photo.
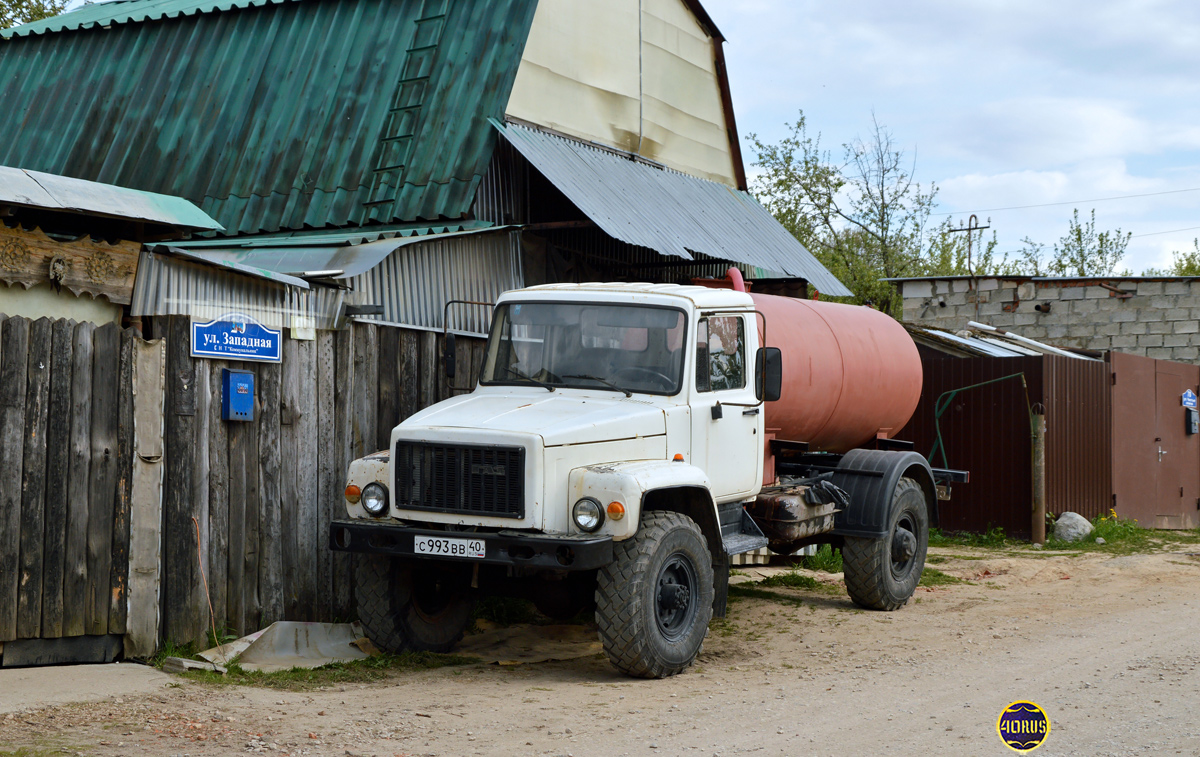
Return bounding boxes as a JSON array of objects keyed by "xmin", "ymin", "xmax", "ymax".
[{"xmin": 695, "ymin": 316, "xmax": 745, "ymax": 392}]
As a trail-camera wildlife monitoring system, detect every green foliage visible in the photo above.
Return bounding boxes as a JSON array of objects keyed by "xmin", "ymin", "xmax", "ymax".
[
  {"xmin": 919, "ymin": 567, "xmax": 970, "ymax": 587},
  {"xmin": 471, "ymin": 596, "xmax": 543, "ymax": 628},
  {"xmin": 1143, "ymin": 239, "xmax": 1200, "ymax": 276},
  {"xmin": 1, "ymin": 0, "xmax": 66, "ymax": 29},
  {"xmin": 749, "ymin": 111, "xmax": 1018, "ymax": 315},
  {"xmin": 1017, "ymin": 209, "xmax": 1131, "ymax": 276},
  {"xmin": 727, "ymin": 583, "xmax": 807, "ymax": 606},
  {"xmin": 760, "ymin": 571, "xmax": 823, "ymax": 590},
  {"xmin": 928, "ymin": 526, "xmax": 1009, "ymax": 548},
  {"xmin": 800, "ymin": 543, "xmax": 843, "ymax": 573}
]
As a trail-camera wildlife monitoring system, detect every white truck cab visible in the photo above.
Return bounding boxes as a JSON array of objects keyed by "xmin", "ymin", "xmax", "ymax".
[{"xmin": 331, "ymin": 282, "xmax": 942, "ymax": 678}]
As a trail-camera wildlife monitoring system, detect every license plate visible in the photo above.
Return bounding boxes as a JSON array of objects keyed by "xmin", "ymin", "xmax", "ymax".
[{"xmin": 413, "ymin": 535, "xmax": 487, "ymax": 559}]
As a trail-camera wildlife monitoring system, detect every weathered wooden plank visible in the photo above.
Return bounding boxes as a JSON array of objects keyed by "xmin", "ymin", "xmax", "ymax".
[
  {"xmin": 207, "ymin": 362, "xmax": 229, "ymax": 638},
  {"xmin": 257, "ymin": 360, "xmax": 283, "ymax": 627},
  {"xmin": 126, "ymin": 338, "xmax": 165, "ymax": 659},
  {"xmin": 226, "ymin": 384, "xmax": 247, "ymax": 636},
  {"xmin": 107, "ymin": 328, "xmax": 135, "ymax": 635},
  {"xmin": 160, "ymin": 316, "xmax": 196, "ymax": 643},
  {"xmin": 63, "ymin": 322, "xmax": 93, "ymax": 638},
  {"xmin": 399, "ymin": 329, "xmax": 420, "ymax": 422},
  {"xmin": 315, "ymin": 331, "xmax": 337, "ymax": 621},
  {"xmin": 86, "ymin": 322, "xmax": 121, "ymax": 637},
  {"xmin": 242, "ymin": 365, "xmax": 262, "ymax": 633},
  {"xmin": 187, "ymin": 361, "xmax": 210, "ymax": 639},
  {"xmin": 332, "ymin": 328, "xmax": 357, "ymax": 619},
  {"xmin": 295, "ymin": 339, "xmax": 319, "ymax": 621},
  {"xmin": 419, "ymin": 331, "xmax": 437, "ymax": 412},
  {"xmin": 17, "ymin": 317, "xmax": 52, "ymax": 639},
  {"xmin": 278, "ymin": 339, "xmax": 301, "ymax": 620},
  {"xmin": 352, "ymin": 324, "xmax": 379, "ymax": 457},
  {"xmin": 0, "ymin": 317, "xmax": 29, "ymax": 642},
  {"xmin": 377, "ymin": 326, "xmax": 398, "ymax": 451},
  {"xmin": 41, "ymin": 318, "xmax": 74, "ymax": 638}
]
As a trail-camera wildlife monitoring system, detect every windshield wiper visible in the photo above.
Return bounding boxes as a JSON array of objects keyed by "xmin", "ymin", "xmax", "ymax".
[
  {"xmin": 505, "ymin": 365, "xmax": 555, "ymax": 392},
  {"xmin": 561, "ymin": 374, "xmax": 632, "ymax": 398}
]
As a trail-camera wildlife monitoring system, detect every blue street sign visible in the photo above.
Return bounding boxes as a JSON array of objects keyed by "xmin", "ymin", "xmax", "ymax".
[
  {"xmin": 191, "ymin": 313, "xmax": 281, "ymax": 363},
  {"xmin": 1183, "ymin": 390, "xmax": 1197, "ymax": 409}
]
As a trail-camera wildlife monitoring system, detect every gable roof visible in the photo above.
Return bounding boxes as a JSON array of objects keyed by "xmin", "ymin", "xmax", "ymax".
[{"xmin": 0, "ymin": 0, "xmax": 538, "ymax": 236}]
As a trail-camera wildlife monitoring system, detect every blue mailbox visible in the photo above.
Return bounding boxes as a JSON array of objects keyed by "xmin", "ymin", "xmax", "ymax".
[{"xmin": 222, "ymin": 369, "xmax": 255, "ymax": 422}]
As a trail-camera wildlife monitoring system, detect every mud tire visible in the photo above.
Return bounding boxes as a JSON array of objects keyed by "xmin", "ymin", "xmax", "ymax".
[
  {"xmin": 354, "ymin": 554, "xmax": 475, "ymax": 653},
  {"xmin": 596, "ymin": 511, "xmax": 714, "ymax": 678},
  {"xmin": 842, "ymin": 477, "xmax": 928, "ymax": 611}
]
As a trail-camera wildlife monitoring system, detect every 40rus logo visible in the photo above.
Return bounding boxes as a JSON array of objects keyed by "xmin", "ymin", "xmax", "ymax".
[{"xmin": 996, "ymin": 701, "xmax": 1051, "ymax": 752}]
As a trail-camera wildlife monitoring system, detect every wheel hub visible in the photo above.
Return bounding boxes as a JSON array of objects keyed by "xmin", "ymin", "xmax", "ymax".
[
  {"xmin": 891, "ymin": 527, "xmax": 917, "ymax": 563},
  {"xmin": 655, "ymin": 554, "xmax": 697, "ymax": 641}
]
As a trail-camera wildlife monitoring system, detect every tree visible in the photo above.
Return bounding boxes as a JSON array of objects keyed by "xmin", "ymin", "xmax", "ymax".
[
  {"xmin": 1018, "ymin": 209, "xmax": 1130, "ymax": 277},
  {"xmin": 749, "ymin": 111, "xmax": 1014, "ymax": 314},
  {"xmin": 1143, "ymin": 239, "xmax": 1200, "ymax": 276},
  {"xmin": 1, "ymin": 0, "xmax": 66, "ymax": 30}
]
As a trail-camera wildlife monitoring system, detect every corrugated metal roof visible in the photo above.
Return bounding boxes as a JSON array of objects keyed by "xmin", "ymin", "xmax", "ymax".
[
  {"xmin": 0, "ymin": 0, "xmax": 538, "ymax": 236},
  {"xmin": 131, "ymin": 248, "xmax": 344, "ymax": 330},
  {"xmin": 494, "ymin": 121, "xmax": 852, "ymax": 296},
  {"xmin": 175, "ymin": 226, "xmax": 515, "ymax": 280},
  {"xmin": 175, "ymin": 221, "xmax": 494, "ymax": 249},
  {"xmin": 351, "ymin": 229, "xmax": 524, "ymax": 336},
  {"xmin": 0, "ymin": 165, "xmax": 222, "ymax": 231}
]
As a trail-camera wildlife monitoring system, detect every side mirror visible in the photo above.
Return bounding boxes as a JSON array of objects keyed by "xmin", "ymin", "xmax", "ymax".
[
  {"xmin": 755, "ymin": 347, "xmax": 782, "ymax": 402},
  {"xmin": 444, "ymin": 332, "xmax": 457, "ymax": 379}
]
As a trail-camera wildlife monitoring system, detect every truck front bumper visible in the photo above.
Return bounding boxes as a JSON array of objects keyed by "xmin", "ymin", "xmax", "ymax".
[{"xmin": 329, "ymin": 520, "xmax": 613, "ymax": 571}]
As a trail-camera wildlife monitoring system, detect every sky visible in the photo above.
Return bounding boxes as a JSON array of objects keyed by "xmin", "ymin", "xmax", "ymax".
[{"xmin": 702, "ymin": 0, "xmax": 1200, "ymax": 273}]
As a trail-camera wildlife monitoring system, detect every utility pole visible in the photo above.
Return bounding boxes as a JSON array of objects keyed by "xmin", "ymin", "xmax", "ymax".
[{"xmin": 947, "ymin": 214, "xmax": 991, "ymax": 323}]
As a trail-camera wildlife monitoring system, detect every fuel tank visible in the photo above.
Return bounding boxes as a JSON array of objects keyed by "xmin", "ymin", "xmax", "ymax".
[{"xmin": 750, "ymin": 292, "xmax": 922, "ymax": 453}]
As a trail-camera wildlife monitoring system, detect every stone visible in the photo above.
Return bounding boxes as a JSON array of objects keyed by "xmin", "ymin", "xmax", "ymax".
[
  {"xmin": 1018, "ymin": 283, "xmax": 1037, "ymax": 300},
  {"xmin": 1111, "ymin": 335, "xmax": 1137, "ymax": 349},
  {"xmin": 1032, "ymin": 543, "xmax": 1044, "ymax": 550},
  {"xmin": 1138, "ymin": 334, "xmax": 1165, "ymax": 347},
  {"xmin": 1149, "ymin": 320, "xmax": 1173, "ymax": 335},
  {"xmin": 1148, "ymin": 347, "xmax": 1172, "ymax": 359},
  {"xmin": 977, "ymin": 278, "xmax": 999, "ymax": 292},
  {"xmin": 1137, "ymin": 281, "xmax": 1164, "ymax": 296},
  {"xmin": 1060, "ymin": 287, "xmax": 1085, "ymax": 300},
  {"xmin": 1166, "ymin": 308, "xmax": 1192, "ymax": 321},
  {"xmin": 1110, "ymin": 310, "xmax": 1138, "ymax": 323},
  {"xmin": 904, "ymin": 281, "xmax": 933, "ymax": 298},
  {"xmin": 1173, "ymin": 321, "xmax": 1199, "ymax": 334},
  {"xmin": 1085, "ymin": 286, "xmax": 1111, "ymax": 299},
  {"xmin": 1165, "ymin": 281, "xmax": 1189, "ymax": 295},
  {"xmin": 1164, "ymin": 333, "xmax": 1191, "ymax": 348},
  {"xmin": 1054, "ymin": 512, "xmax": 1094, "ymax": 542},
  {"xmin": 1120, "ymin": 321, "xmax": 1148, "ymax": 335},
  {"xmin": 1095, "ymin": 537, "xmax": 1107, "ymax": 545}
]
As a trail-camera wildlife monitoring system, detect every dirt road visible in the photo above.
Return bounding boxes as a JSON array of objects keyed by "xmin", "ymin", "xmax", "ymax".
[{"xmin": 3, "ymin": 546, "xmax": 1200, "ymax": 756}]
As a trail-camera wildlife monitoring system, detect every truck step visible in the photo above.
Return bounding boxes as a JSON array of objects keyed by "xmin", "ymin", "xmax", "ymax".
[{"xmin": 719, "ymin": 502, "xmax": 769, "ymax": 556}]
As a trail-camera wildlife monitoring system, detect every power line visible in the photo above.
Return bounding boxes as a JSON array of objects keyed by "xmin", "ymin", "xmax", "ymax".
[
  {"xmin": 1131, "ymin": 225, "xmax": 1200, "ymax": 239},
  {"xmin": 933, "ymin": 186, "xmax": 1200, "ymax": 217}
]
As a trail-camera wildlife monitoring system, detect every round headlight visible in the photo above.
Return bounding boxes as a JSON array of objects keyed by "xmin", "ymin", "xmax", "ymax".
[
  {"xmin": 572, "ymin": 497, "xmax": 604, "ymax": 532},
  {"xmin": 361, "ymin": 482, "xmax": 389, "ymax": 517}
]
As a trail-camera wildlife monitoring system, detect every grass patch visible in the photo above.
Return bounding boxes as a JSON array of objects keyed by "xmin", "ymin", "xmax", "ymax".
[
  {"xmin": 800, "ymin": 544, "xmax": 843, "ymax": 573},
  {"xmin": 759, "ymin": 571, "xmax": 842, "ymax": 595},
  {"xmin": 470, "ymin": 596, "xmax": 543, "ymax": 629},
  {"xmin": 929, "ymin": 526, "xmax": 1009, "ymax": 549},
  {"xmin": 0, "ymin": 750, "xmax": 75, "ymax": 757},
  {"xmin": 926, "ymin": 555, "xmax": 947, "ymax": 565},
  {"xmin": 727, "ymin": 584, "xmax": 806, "ymax": 606},
  {"xmin": 178, "ymin": 651, "xmax": 477, "ymax": 691},
  {"xmin": 919, "ymin": 567, "xmax": 970, "ymax": 587},
  {"xmin": 1044, "ymin": 511, "xmax": 1200, "ymax": 555}
]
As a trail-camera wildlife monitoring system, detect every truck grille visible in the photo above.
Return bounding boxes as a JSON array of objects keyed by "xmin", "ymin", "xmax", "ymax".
[{"xmin": 393, "ymin": 441, "xmax": 525, "ymax": 519}]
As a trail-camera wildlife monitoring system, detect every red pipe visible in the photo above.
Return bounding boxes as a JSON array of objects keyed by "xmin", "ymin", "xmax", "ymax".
[{"xmin": 726, "ymin": 267, "xmax": 746, "ymax": 293}]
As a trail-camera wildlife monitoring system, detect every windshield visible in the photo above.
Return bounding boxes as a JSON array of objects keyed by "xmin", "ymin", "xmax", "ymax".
[{"xmin": 480, "ymin": 302, "xmax": 688, "ymax": 396}]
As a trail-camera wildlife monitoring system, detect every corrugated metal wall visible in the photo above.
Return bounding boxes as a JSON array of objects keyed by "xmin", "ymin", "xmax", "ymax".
[
  {"xmin": 1043, "ymin": 356, "xmax": 1112, "ymax": 520},
  {"xmin": 350, "ymin": 229, "xmax": 523, "ymax": 336},
  {"xmin": 899, "ymin": 355, "xmax": 1110, "ymax": 538}
]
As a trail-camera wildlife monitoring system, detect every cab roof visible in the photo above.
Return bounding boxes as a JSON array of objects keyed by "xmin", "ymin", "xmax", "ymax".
[{"xmin": 510, "ymin": 282, "xmax": 754, "ymax": 310}]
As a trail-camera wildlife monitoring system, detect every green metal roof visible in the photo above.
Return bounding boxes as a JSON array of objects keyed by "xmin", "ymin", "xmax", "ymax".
[
  {"xmin": 0, "ymin": 0, "xmax": 538, "ymax": 236},
  {"xmin": 0, "ymin": 165, "xmax": 222, "ymax": 232}
]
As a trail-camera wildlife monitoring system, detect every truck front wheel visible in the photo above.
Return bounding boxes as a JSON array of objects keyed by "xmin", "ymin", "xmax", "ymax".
[
  {"xmin": 596, "ymin": 511, "xmax": 714, "ymax": 678},
  {"xmin": 842, "ymin": 476, "xmax": 928, "ymax": 611},
  {"xmin": 354, "ymin": 554, "xmax": 475, "ymax": 653}
]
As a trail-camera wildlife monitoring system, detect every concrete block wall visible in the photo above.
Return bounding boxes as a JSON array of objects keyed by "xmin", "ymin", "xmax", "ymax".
[{"xmin": 900, "ymin": 278, "xmax": 1200, "ymax": 363}]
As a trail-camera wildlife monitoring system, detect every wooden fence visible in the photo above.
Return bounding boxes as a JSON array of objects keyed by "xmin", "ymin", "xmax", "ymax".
[
  {"xmin": 0, "ymin": 315, "xmax": 166, "ymax": 663},
  {"xmin": 1, "ymin": 313, "xmax": 482, "ymax": 661},
  {"xmin": 153, "ymin": 316, "xmax": 484, "ymax": 646}
]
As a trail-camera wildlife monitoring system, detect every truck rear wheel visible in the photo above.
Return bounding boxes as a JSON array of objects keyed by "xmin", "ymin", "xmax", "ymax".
[
  {"xmin": 355, "ymin": 554, "xmax": 475, "ymax": 653},
  {"xmin": 842, "ymin": 477, "xmax": 928, "ymax": 611},
  {"xmin": 596, "ymin": 511, "xmax": 713, "ymax": 679}
]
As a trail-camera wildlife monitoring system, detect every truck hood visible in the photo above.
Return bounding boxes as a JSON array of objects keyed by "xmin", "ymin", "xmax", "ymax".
[{"xmin": 400, "ymin": 392, "xmax": 667, "ymax": 447}]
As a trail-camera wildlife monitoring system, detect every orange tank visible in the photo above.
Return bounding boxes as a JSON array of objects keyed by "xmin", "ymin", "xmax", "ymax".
[{"xmin": 749, "ymin": 292, "xmax": 923, "ymax": 454}]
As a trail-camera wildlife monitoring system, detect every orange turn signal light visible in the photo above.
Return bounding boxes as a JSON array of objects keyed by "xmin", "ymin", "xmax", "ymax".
[
  {"xmin": 607, "ymin": 501, "xmax": 626, "ymax": 520},
  {"xmin": 673, "ymin": 454, "xmax": 684, "ymax": 462},
  {"xmin": 345, "ymin": 484, "xmax": 362, "ymax": 504}
]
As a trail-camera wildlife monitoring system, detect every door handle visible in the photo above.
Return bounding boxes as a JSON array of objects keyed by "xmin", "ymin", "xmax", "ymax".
[
  {"xmin": 1158, "ymin": 446, "xmax": 1168, "ymax": 462},
  {"xmin": 742, "ymin": 408, "xmax": 760, "ymax": 416}
]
